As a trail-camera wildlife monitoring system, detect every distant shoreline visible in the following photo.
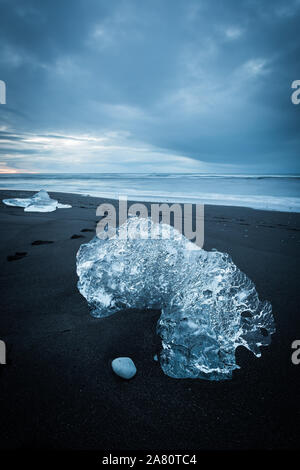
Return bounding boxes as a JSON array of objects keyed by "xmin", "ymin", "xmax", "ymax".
[
  {"xmin": 0, "ymin": 188, "xmax": 299, "ymax": 215},
  {"xmin": 0, "ymin": 172, "xmax": 300, "ymax": 213}
]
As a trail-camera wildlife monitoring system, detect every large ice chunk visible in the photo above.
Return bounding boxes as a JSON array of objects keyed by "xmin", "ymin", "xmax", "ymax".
[
  {"xmin": 3, "ymin": 189, "xmax": 71, "ymax": 212},
  {"xmin": 76, "ymin": 217, "xmax": 275, "ymax": 380}
]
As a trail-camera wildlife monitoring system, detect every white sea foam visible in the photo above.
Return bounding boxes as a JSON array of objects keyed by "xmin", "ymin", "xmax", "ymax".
[{"xmin": 1, "ymin": 174, "xmax": 299, "ymax": 212}]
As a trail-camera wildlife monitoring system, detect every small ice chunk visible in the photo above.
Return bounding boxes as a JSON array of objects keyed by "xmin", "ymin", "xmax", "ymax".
[
  {"xmin": 25, "ymin": 189, "xmax": 57, "ymax": 212},
  {"xmin": 153, "ymin": 354, "xmax": 158, "ymax": 362},
  {"xmin": 57, "ymin": 203, "xmax": 72, "ymax": 209},
  {"xmin": 111, "ymin": 357, "xmax": 137, "ymax": 379},
  {"xmin": 3, "ymin": 190, "xmax": 72, "ymax": 212},
  {"xmin": 2, "ymin": 198, "xmax": 29, "ymax": 208}
]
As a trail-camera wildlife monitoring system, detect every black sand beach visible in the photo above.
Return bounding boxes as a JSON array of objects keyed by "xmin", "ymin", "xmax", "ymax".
[{"xmin": 0, "ymin": 190, "xmax": 300, "ymax": 450}]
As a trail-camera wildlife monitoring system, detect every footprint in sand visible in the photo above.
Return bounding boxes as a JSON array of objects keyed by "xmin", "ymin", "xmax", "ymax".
[
  {"xmin": 31, "ymin": 240, "xmax": 54, "ymax": 246},
  {"xmin": 70, "ymin": 234, "xmax": 85, "ymax": 239},
  {"xmin": 7, "ymin": 252, "xmax": 27, "ymax": 261}
]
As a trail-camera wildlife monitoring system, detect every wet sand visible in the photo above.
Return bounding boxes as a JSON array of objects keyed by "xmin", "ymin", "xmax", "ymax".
[{"xmin": 0, "ymin": 190, "xmax": 300, "ymax": 450}]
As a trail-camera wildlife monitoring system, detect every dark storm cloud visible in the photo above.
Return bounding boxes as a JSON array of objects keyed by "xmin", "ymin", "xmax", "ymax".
[{"xmin": 0, "ymin": 0, "xmax": 299, "ymax": 172}]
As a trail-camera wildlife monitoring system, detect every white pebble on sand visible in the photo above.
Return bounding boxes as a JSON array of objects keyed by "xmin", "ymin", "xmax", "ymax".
[{"xmin": 111, "ymin": 357, "xmax": 136, "ymax": 379}]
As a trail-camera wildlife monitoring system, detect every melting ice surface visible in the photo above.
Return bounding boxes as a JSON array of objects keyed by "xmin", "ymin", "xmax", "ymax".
[
  {"xmin": 76, "ymin": 217, "xmax": 275, "ymax": 380},
  {"xmin": 3, "ymin": 189, "xmax": 71, "ymax": 212}
]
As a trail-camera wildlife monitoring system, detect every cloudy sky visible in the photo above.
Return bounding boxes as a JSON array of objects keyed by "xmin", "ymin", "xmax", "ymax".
[{"xmin": 0, "ymin": 0, "xmax": 299, "ymax": 173}]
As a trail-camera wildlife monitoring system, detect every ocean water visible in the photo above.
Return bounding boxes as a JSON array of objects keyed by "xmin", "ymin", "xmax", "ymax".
[{"xmin": 0, "ymin": 173, "xmax": 300, "ymax": 212}]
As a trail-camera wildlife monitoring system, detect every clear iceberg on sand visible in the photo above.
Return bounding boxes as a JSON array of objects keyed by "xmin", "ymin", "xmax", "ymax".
[
  {"xmin": 76, "ymin": 217, "xmax": 275, "ymax": 380},
  {"xmin": 3, "ymin": 189, "xmax": 71, "ymax": 212}
]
